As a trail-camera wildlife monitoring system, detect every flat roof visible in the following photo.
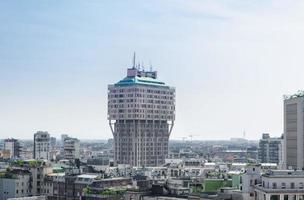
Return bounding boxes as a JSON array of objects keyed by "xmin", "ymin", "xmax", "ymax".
[
  {"xmin": 114, "ymin": 76, "xmax": 168, "ymax": 87},
  {"xmin": 47, "ymin": 173, "xmax": 65, "ymax": 177},
  {"xmin": 77, "ymin": 174, "xmax": 99, "ymax": 179}
]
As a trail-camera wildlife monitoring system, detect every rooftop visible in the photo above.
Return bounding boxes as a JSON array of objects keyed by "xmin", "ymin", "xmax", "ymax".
[
  {"xmin": 77, "ymin": 174, "xmax": 100, "ymax": 179},
  {"xmin": 284, "ymin": 90, "xmax": 304, "ymax": 100},
  {"xmin": 115, "ymin": 75, "xmax": 166, "ymax": 87},
  {"xmin": 263, "ymin": 170, "xmax": 304, "ymax": 178},
  {"xmin": 113, "ymin": 66, "xmax": 171, "ymax": 88}
]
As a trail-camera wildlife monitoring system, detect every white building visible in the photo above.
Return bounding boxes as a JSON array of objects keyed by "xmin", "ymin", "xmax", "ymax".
[
  {"xmin": 63, "ymin": 137, "xmax": 80, "ymax": 160},
  {"xmin": 255, "ymin": 170, "xmax": 304, "ymax": 200},
  {"xmin": 240, "ymin": 165, "xmax": 261, "ymax": 200},
  {"xmin": 33, "ymin": 131, "xmax": 50, "ymax": 160}
]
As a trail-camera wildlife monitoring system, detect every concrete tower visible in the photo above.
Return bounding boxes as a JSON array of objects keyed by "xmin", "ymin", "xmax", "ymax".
[
  {"xmin": 108, "ymin": 57, "xmax": 175, "ymax": 167},
  {"xmin": 284, "ymin": 91, "xmax": 304, "ymax": 169}
]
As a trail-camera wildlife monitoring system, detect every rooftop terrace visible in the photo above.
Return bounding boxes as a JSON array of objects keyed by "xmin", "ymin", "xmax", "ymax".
[{"xmin": 283, "ymin": 90, "xmax": 304, "ymax": 100}]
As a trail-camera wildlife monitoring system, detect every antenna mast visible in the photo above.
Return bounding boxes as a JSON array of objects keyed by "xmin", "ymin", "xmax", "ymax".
[{"xmin": 133, "ymin": 52, "xmax": 136, "ymax": 68}]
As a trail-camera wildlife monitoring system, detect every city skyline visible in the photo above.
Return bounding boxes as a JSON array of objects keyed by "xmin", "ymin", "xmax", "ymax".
[{"xmin": 2, "ymin": 1, "xmax": 304, "ymax": 140}]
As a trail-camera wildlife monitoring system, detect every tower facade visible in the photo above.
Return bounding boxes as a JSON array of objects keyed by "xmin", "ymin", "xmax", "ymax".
[
  {"xmin": 33, "ymin": 131, "xmax": 50, "ymax": 160},
  {"xmin": 108, "ymin": 64, "xmax": 175, "ymax": 167},
  {"xmin": 284, "ymin": 91, "xmax": 304, "ymax": 169},
  {"xmin": 64, "ymin": 137, "xmax": 80, "ymax": 160}
]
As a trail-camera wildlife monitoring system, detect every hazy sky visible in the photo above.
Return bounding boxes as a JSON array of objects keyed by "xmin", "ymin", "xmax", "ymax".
[{"xmin": 1, "ymin": 0, "xmax": 304, "ymax": 140}]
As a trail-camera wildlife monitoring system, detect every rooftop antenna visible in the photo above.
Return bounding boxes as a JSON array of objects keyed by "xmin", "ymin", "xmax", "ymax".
[
  {"xmin": 243, "ymin": 130, "xmax": 246, "ymax": 139},
  {"xmin": 132, "ymin": 52, "xmax": 136, "ymax": 68},
  {"xmin": 142, "ymin": 61, "xmax": 145, "ymax": 71},
  {"xmin": 137, "ymin": 63, "xmax": 141, "ymax": 70},
  {"xmin": 149, "ymin": 60, "xmax": 153, "ymax": 72}
]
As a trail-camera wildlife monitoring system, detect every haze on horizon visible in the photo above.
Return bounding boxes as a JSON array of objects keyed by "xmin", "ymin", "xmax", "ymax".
[{"xmin": 1, "ymin": 0, "xmax": 304, "ymax": 140}]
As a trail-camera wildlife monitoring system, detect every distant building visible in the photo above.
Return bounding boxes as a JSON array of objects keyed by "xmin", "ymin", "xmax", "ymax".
[
  {"xmin": 4, "ymin": 138, "xmax": 21, "ymax": 158},
  {"xmin": 61, "ymin": 134, "xmax": 68, "ymax": 146},
  {"xmin": 108, "ymin": 56, "xmax": 175, "ymax": 166},
  {"xmin": 258, "ymin": 133, "xmax": 283, "ymax": 164},
  {"xmin": 284, "ymin": 91, "xmax": 304, "ymax": 169},
  {"xmin": 50, "ymin": 137, "xmax": 56, "ymax": 149},
  {"xmin": 87, "ymin": 157, "xmax": 110, "ymax": 166},
  {"xmin": 33, "ymin": 131, "xmax": 50, "ymax": 160},
  {"xmin": 0, "ymin": 150, "xmax": 11, "ymax": 159},
  {"xmin": 64, "ymin": 137, "xmax": 80, "ymax": 161}
]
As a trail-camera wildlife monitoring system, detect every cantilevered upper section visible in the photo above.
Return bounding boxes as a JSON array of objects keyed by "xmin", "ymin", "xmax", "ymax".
[{"xmin": 108, "ymin": 66, "xmax": 175, "ymax": 121}]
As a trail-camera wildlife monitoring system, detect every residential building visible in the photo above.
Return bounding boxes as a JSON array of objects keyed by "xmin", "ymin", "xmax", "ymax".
[
  {"xmin": 63, "ymin": 137, "xmax": 80, "ymax": 161},
  {"xmin": 258, "ymin": 133, "xmax": 283, "ymax": 164},
  {"xmin": 4, "ymin": 139, "xmax": 21, "ymax": 158},
  {"xmin": 33, "ymin": 131, "xmax": 50, "ymax": 160},
  {"xmin": 0, "ymin": 160, "xmax": 52, "ymax": 200},
  {"xmin": 108, "ymin": 57, "xmax": 175, "ymax": 167},
  {"xmin": 0, "ymin": 169, "xmax": 31, "ymax": 200}
]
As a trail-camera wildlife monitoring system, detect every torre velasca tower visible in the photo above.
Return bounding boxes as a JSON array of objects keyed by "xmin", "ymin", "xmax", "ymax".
[{"xmin": 108, "ymin": 59, "xmax": 175, "ymax": 167}]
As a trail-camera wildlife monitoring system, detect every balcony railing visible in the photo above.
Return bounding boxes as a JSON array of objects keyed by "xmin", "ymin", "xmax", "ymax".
[{"xmin": 255, "ymin": 185, "xmax": 304, "ymax": 193}]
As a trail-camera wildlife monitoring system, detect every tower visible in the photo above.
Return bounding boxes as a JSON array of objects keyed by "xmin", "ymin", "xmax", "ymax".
[
  {"xmin": 108, "ymin": 59, "xmax": 175, "ymax": 167},
  {"xmin": 33, "ymin": 131, "xmax": 50, "ymax": 160},
  {"xmin": 284, "ymin": 91, "xmax": 304, "ymax": 169}
]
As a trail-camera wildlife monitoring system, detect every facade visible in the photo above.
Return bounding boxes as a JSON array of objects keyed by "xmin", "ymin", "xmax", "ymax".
[
  {"xmin": 0, "ymin": 161, "xmax": 51, "ymax": 200},
  {"xmin": 240, "ymin": 165, "xmax": 261, "ymax": 200},
  {"xmin": 258, "ymin": 133, "xmax": 283, "ymax": 164},
  {"xmin": 108, "ymin": 61, "xmax": 175, "ymax": 167},
  {"xmin": 4, "ymin": 138, "xmax": 21, "ymax": 158},
  {"xmin": 50, "ymin": 137, "xmax": 56, "ymax": 150},
  {"xmin": 284, "ymin": 92, "xmax": 304, "ymax": 169},
  {"xmin": 63, "ymin": 137, "xmax": 80, "ymax": 161},
  {"xmin": 255, "ymin": 170, "xmax": 304, "ymax": 200},
  {"xmin": 61, "ymin": 134, "xmax": 68, "ymax": 146},
  {"xmin": 33, "ymin": 131, "xmax": 50, "ymax": 160},
  {"xmin": 0, "ymin": 171, "xmax": 31, "ymax": 200}
]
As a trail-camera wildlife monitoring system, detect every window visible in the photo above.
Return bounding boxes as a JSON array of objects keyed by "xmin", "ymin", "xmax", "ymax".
[
  {"xmin": 272, "ymin": 182, "xmax": 277, "ymax": 189},
  {"xmin": 300, "ymin": 183, "xmax": 304, "ymax": 189},
  {"xmin": 291, "ymin": 182, "xmax": 295, "ymax": 189},
  {"xmin": 281, "ymin": 182, "xmax": 286, "ymax": 189}
]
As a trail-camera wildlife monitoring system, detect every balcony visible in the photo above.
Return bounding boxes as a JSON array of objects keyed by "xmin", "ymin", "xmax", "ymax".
[{"xmin": 255, "ymin": 185, "xmax": 304, "ymax": 194}]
